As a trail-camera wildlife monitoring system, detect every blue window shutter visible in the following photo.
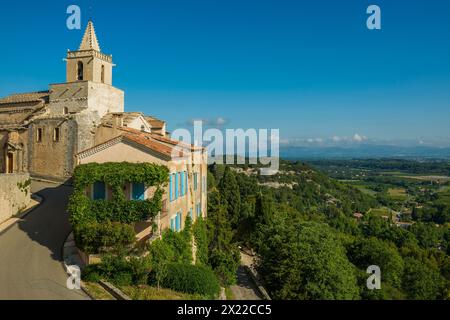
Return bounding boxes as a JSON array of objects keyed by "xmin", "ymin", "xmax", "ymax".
[
  {"xmin": 181, "ymin": 171, "xmax": 185, "ymax": 196},
  {"xmin": 175, "ymin": 173, "xmax": 179, "ymax": 199},
  {"xmin": 178, "ymin": 172, "xmax": 182, "ymax": 197},
  {"xmin": 170, "ymin": 217, "xmax": 175, "ymax": 231},
  {"xmin": 93, "ymin": 182, "xmax": 105, "ymax": 200},
  {"xmin": 190, "ymin": 208, "xmax": 193, "ymax": 220},
  {"xmin": 186, "ymin": 172, "xmax": 189, "ymax": 195},
  {"xmin": 169, "ymin": 174, "xmax": 173, "ymax": 201},
  {"xmin": 175, "ymin": 212, "xmax": 180, "ymax": 231},
  {"xmin": 132, "ymin": 183, "xmax": 145, "ymax": 200}
]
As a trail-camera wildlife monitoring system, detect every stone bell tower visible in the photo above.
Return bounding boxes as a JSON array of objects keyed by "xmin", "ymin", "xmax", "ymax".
[{"xmin": 66, "ymin": 20, "xmax": 114, "ymax": 85}]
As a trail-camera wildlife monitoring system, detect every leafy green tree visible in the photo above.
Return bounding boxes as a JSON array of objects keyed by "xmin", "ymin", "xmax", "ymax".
[
  {"xmin": 347, "ymin": 237, "xmax": 404, "ymax": 288},
  {"xmin": 409, "ymin": 222, "xmax": 443, "ymax": 249},
  {"xmin": 207, "ymin": 190, "xmax": 240, "ymax": 285},
  {"xmin": 258, "ymin": 219, "xmax": 360, "ymax": 300},
  {"xmin": 148, "ymin": 239, "xmax": 175, "ymax": 289},
  {"xmin": 218, "ymin": 166, "xmax": 241, "ymax": 226},
  {"xmin": 402, "ymin": 257, "xmax": 444, "ymax": 300}
]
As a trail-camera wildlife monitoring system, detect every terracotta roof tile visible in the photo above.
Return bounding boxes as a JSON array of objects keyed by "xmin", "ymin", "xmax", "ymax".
[{"xmin": 119, "ymin": 126, "xmax": 204, "ymax": 151}]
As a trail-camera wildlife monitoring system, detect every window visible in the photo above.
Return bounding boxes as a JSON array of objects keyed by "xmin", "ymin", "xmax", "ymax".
[
  {"xmin": 170, "ymin": 212, "xmax": 183, "ymax": 232},
  {"xmin": 177, "ymin": 212, "xmax": 182, "ymax": 231},
  {"xmin": 53, "ymin": 128, "xmax": 60, "ymax": 142},
  {"xmin": 36, "ymin": 128, "xmax": 43, "ymax": 142},
  {"xmin": 189, "ymin": 208, "xmax": 193, "ymax": 220},
  {"xmin": 93, "ymin": 181, "xmax": 106, "ymax": 200},
  {"xmin": 63, "ymin": 107, "xmax": 69, "ymax": 115},
  {"xmin": 170, "ymin": 216, "xmax": 175, "ymax": 231},
  {"xmin": 132, "ymin": 182, "xmax": 145, "ymax": 200},
  {"xmin": 77, "ymin": 61, "xmax": 84, "ymax": 81},
  {"xmin": 193, "ymin": 173, "xmax": 198, "ymax": 191},
  {"xmin": 196, "ymin": 203, "xmax": 201, "ymax": 217},
  {"xmin": 7, "ymin": 153, "xmax": 13, "ymax": 174},
  {"xmin": 101, "ymin": 65, "xmax": 105, "ymax": 83}
]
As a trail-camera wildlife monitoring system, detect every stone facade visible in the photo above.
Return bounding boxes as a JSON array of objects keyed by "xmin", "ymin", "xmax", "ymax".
[
  {"xmin": 0, "ymin": 21, "xmax": 125, "ymax": 180},
  {"xmin": 0, "ymin": 173, "xmax": 31, "ymax": 224}
]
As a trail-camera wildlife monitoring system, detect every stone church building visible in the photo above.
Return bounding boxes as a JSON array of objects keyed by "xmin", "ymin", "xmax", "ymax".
[{"xmin": 0, "ymin": 21, "xmax": 208, "ymax": 230}]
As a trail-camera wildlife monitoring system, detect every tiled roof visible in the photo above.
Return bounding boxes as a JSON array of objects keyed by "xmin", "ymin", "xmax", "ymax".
[
  {"xmin": 144, "ymin": 116, "xmax": 166, "ymax": 128},
  {"xmin": 118, "ymin": 126, "xmax": 204, "ymax": 151},
  {"xmin": 77, "ymin": 133, "xmax": 184, "ymax": 159},
  {"xmin": 101, "ymin": 112, "xmax": 143, "ymax": 126},
  {"xmin": 123, "ymin": 134, "xmax": 183, "ymax": 158},
  {"xmin": 0, "ymin": 91, "xmax": 49, "ymax": 105}
]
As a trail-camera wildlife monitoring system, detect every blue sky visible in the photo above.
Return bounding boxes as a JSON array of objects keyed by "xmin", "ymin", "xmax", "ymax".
[{"xmin": 1, "ymin": 0, "xmax": 449, "ymax": 147}]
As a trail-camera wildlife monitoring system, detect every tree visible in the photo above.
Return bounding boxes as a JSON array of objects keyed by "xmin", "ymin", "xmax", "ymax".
[
  {"xmin": 402, "ymin": 257, "xmax": 444, "ymax": 300},
  {"xmin": 258, "ymin": 218, "xmax": 360, "ymax": 300},
  {"xmin": 409, "ymin": 222, "xmax": 443, "ymax": 249},
  {"xmin": 148, "ymin": 239, "xmax": 174, "ymax": 289},
  {"xmin": 347, "ymin": 237, "xmax": 404, "ymax": 288},
  {"xmin": 218, "ymin": 166, "xmax": 241, "ymax": 227},
  {"xmin": 207, "ymin": 190, "xmax": 240, "ymax": 285}
]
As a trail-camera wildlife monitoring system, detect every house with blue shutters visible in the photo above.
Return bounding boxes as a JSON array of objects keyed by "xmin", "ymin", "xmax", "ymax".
[{"xmin": 76, "ymin": 126, "xmax": 208, "ymax": 238}]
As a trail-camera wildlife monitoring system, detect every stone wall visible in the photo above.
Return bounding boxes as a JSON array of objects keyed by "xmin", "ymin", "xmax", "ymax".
[
  {"xmin": 28, "ymin": 118, "xmax": 76, "ymax": 179},
  {"xmin": 0, "ymin": 173, "xmax": 31, "ymax": 224}
]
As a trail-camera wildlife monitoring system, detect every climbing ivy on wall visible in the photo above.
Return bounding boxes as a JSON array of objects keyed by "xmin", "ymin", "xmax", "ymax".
[
  {"xmin": 68, "ymin": 162, "xmax": 169, "ymax": 254},
  {"xmin": 17, "ymin": 179, "xmax": 31, "ymax": 196}
]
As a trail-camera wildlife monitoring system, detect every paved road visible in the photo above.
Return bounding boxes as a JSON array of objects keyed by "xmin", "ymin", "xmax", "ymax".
[
  {"xmin": 230, "ymin": 266, "xmax": 263, "ymax": 300},
  {"xmin": 0, "ymin": 181, "xmax": 88, "ymax": 300}
]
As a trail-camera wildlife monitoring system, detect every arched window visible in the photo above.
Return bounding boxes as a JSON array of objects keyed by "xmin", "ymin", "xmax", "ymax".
[
  {"xmin": 77, "ymin": 61, "xmax": 84, "ymax": 81},
  {"xmin": 101, "ymin": 65, "xmax": 105, "ymax": 83}
]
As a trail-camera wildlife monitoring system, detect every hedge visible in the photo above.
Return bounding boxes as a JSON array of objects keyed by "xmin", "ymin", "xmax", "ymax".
[{"xmin": 160, "ymin": 262, "xmax": 220, "ymax": 299}]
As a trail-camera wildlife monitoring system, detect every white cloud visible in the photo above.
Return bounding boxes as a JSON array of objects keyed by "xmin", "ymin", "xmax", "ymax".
[
  {"xmin": 185, "ymin": 117, "xmax": 230, "ymax": 127},
  {"xmin": 332, "ymin": 136, "xmax": 342, "ymax": 142},
  {"xmin": 215, "ymin": 117, "xmax": 227, "ymax": 126},
  {"xmin": 352, "ymin": 133, "xmax": 367, "ymax": 142}
]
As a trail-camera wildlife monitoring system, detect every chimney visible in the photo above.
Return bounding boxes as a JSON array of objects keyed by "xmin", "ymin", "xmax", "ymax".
[{"xmin": 112, "ymin": 113, "xmax": 123, "ymax": 129}]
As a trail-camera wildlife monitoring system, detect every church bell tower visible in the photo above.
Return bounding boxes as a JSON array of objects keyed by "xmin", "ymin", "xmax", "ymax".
[{"xmin": 66, "ymin": 21, "xmax": 114, "ymax": 85}]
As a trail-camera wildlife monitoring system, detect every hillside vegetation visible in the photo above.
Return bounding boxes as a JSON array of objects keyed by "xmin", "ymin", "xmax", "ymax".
[{"xmin": 208, "ymin": 159, "xmax": 450, "ymax": 300}]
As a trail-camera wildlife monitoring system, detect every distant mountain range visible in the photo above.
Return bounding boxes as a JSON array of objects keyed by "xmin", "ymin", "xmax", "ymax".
[{"xmin": 280, "ymin": 145, "xmax": 450, "ymax": 160}]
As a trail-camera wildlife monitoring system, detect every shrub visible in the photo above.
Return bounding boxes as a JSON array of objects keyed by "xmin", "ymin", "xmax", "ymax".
[
  {"xmin": 163, "ymin": 230, "xmax": 192, "ymax": 264},
  {"xmin": 148, "ymin": 239, "xmax": 175, "ymax": 288},
  {"xmin": 113, "ymin": 272, "xmax": 133, "ymax": 286},
  {"xmin": 74, "ymin": 221, "xmax": 136, "ymax": 254},
  {"xmin": 81, "ymin": 264, "xmax": 102, "ymax": 282},
  {"xmin": 161, "ymin": 263, "xmax": 220, "ymax": 299},
  {"xmin": 193, "ymin": 217, "xmax": 209, "ymax": 265}
]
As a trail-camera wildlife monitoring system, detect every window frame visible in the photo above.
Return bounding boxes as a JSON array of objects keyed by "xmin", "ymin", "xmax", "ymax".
[{"xmin": 53, "ymin": 127, "xmax": 60, "ymax": 142}]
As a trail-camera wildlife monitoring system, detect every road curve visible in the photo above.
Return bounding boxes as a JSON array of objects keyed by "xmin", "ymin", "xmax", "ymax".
[{"xmin": 0, "ymin": 181, "xmax": 88, "ymax": 300}]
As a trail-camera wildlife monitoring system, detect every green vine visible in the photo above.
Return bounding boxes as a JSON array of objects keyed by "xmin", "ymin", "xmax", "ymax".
[
  {"xmin": 17, "ymin": 179, "xmax": 31, "ymax": 196},
  {"xmin": 68, "ymin": 162, "xmax": 169, "ymax": 253}
]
